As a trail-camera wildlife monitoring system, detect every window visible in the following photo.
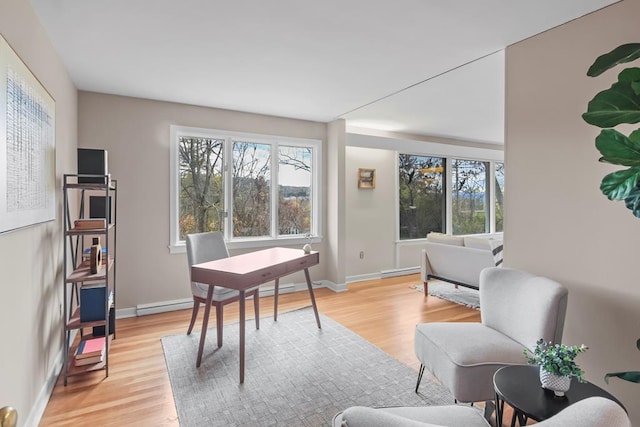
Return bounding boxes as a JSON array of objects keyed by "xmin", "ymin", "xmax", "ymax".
[
  {"xmin": 398, "ymin": 154, "xmax": 503, "ymax": 239},
  {"xmin": 278, "ymin": 146, "xmax": 312, "ymax": 236},
  {"xmin": 177, "ymin": 136, "xmax": 224, "ymax": 240},
  {"xmin": 170, "ymin": 126, "xmax": 321, "ymax": 252},
  {"xmin": 232, "ymin": 141, "xmax": 272, "ymax": 237},
  {"xmin": 399, "ymin": 154, "xmax": 446, "ymax": 239},
  {"xmin": 451, "ymin": 159, "xmax": 489, "ymax": 235}
]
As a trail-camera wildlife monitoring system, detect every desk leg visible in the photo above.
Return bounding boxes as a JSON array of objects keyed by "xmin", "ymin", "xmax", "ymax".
[
  {"xmin": 273, "ymin": 278, "xmax": 280, "ymax": 321},
  {"xmin": 196, "ymin": 285, "xmax": 215, "ymax": 368},
  {"xmin": 304, "ymin": 268, "xmax": 321, "ymax": 329},
  {"xmin": 239, "ymin": 289, "xmax": 246, "ymax": 384}
]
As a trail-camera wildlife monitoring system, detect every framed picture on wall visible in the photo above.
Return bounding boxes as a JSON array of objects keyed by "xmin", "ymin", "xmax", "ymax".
[
  {"xmin": 357, "ymin": 168, "xmax": 376, "ymax": 189},
  {"xmin": 0, "ymin": 34, "xmax": 56, "ymax": 233}
]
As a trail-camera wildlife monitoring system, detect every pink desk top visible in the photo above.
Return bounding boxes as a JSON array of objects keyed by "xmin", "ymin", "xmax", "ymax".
[{"xmin": 191, "ymin": 247, "xmax": 319, "ymax": 290}]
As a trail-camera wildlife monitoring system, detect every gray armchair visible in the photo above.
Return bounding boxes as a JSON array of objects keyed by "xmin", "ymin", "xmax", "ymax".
[
  {"xmin": 414, "ymin": 267, "xmax": 568, "ymax": 404},
  {"xmin": 333, "ymin": 396, "xmax": 630, "ymax": 427},
  {"xmin": 185, "ymin": 231, "xmax": 260, "ymax": 347}
]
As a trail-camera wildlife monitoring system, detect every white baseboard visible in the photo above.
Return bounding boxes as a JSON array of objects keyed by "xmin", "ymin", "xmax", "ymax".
[
  {"xmin": 380, "ymin": 266, "xmax": 419, "ymax": 278},
  {"xmin": 129, "ymin": 280, "xmax": 346, "ymax": 318},
  {"xmin": 135, "ymin": 298, "xmax": 194, "ymax": 317},
  {"xmin": 347, "ymin": 267, "xmax": 420, "ymax": 283},
  {"xmin": 346, "ymin": 272, "xmax": 380, "ymax": 283}
]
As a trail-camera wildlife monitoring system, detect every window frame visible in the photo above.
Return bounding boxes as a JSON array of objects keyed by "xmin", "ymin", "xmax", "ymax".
[{"xmin": 170, "ymin": 125, "xmax": 322, "ymax": 253}]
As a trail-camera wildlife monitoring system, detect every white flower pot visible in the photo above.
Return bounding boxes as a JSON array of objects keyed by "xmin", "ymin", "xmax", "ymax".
[{"xmin": 539, "ymin": 367, "xmax": 571, "ymax": 397}]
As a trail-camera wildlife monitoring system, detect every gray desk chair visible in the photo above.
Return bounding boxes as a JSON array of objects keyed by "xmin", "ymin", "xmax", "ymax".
[
  {"xmin": 333, "ymin": 396, "xmax": 630, "ymax": 427},
  {"xmin": 185, "ymin": 231, "xmax": 260, "ymax": 347},
  {"xmin": 414, "ymin": 267, "xmax": 568, "ymax": 408}
]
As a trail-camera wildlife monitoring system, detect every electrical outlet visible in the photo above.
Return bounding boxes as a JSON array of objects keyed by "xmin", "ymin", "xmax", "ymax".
[{"xmin": 359, "ymin": 251, "xmax": 364, "ymax": 259}]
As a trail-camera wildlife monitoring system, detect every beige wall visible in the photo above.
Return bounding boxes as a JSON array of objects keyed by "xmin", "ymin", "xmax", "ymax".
[
  {"xmin": 345, "ymin": 147, "xmax": 396, "ymax": 277},
  {"xmin": 505, "ymin": 1, "xmax": 640, "ymax": 423},
  {"xmin": 0, "ymin": 0, "xmax": 77, "ymax": 424},
  {"xmin": 78, "ymin": 92, "xmax": 328, "ymax": 309}
]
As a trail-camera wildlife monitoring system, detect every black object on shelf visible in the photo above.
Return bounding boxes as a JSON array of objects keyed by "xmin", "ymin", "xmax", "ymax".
[
  {"xmin": 90, "ymin": 195, "xmax": 112, "ymax": 224},
  {"xmin": 78, "ymin": 148, "xmax": 108, "ymax": 183},
  {"xmin": 93, "ymin": 306, "xmax": 115, "ymax": 337}
]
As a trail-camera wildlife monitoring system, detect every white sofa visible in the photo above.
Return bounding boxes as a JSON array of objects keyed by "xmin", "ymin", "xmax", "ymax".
[{"xmin": 420, "ymin": 233, "xmax": 503, "ymax": 295}]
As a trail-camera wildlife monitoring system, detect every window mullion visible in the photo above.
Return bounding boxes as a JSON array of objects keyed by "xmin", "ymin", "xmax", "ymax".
[
  {"xmin": 224, "ymin": 137, "xmax": 233, "ymax": 241},
  {"xmin": 445, "ymin": 157, "xmax": 453, "ymax": 235},
  {"xmin": 271, "ymin": 142, "xmax": 279, "ymax": 238}
]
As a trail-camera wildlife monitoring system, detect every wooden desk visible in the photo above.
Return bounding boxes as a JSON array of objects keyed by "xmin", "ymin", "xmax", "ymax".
[{"xmin": 191, "ymin": 247, "xmax": 321, "ymax": 383}]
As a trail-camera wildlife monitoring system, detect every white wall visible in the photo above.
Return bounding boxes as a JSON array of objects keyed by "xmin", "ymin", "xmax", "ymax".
[
  {"xmin": 505, "ymin": 1, "xmax": 640, "ymax": 423},
  {"xmin": 78, "ymin": 92, "xmax": 328, "ymax": 310},
  {"xmin": 0, "ymin": 1, "xmax": 77, "ymax": 424}
]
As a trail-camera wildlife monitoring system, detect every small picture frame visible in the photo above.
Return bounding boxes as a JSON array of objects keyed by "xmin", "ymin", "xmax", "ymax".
[{"xmin": 358, "ymin": 168, "xmax": 376, "ymax": 189}]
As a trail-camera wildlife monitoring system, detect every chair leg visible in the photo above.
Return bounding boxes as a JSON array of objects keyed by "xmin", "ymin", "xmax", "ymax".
[
  {"xmin": 186, "ymin": 300, "xmax": 200, "ymax": 335},
  {"xmin": 415, "ymin": 364, "xmax": 425, "ymax": 393},
  {"xmin": 483, "ymin": 400, "xmax": 494, "ymax": 422},
  {"xmin": 253, "ymin": 290, "xmax": 260, "ymax": 330},
  {"xmin": 216, "ymin": 304, "xmax": 223, "ymax": 348},
  {"xmin": 423, "ymin": 281, "xmax": 429, "ymax": 297}
]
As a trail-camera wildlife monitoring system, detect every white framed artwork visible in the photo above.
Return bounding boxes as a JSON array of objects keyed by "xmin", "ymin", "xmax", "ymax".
[{"xmin": 0, "ymin": 34, "xmax": 56, "ymax": 233}]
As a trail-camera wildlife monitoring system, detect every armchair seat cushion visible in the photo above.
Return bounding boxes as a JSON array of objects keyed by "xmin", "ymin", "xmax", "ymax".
[{"xmin": 415, "ymin": 323, "xmax": 526, "ymax": 402}]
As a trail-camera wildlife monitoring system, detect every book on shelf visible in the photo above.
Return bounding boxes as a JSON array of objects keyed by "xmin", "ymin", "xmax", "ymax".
[
  {"xmin": 74, "ymin": 346, "xmax": 105, "ymax": 366},
  {"xmin": 74, "ymin": 218, "xmax": 106, "ymax": 229},
  {"xmin": 75, "ymin": 336, "xmax": 105, "ymax": 359}
]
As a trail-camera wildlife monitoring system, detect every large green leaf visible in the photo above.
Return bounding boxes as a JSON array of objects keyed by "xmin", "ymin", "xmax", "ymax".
[
  {"xmin": 624, "ymin": 185, "xmax": 640, "ymax": 217},
  {"xmin": 618, "ymin": 67, "xmax": 640, "ymax": 83},
  {"xmin": 583, "ymin": 80, "xmax": 640, "ymax": 127},
  {"xmin": 604, "ymin": 371, "xmax": 640, "ymax": 384},
  {"xmin": 595, "ymin": 129, "xmax": 640, "ymax": 166},
  {"xmin": 600, "ymin": 169, "xmax": 640, "ymax": 200},
  {"xmin": 588, "ymin": 43, "xmax": 640, "ymax": 77}
]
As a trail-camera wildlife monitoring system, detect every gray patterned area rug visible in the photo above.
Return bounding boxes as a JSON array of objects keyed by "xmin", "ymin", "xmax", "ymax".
[
  {"xmin": 161, "ymin": 307, "xmax": 454, "ymax": 427},
  {"xmin": 413, "ymin": 281, "xmax": 480, "ymax": 310}
]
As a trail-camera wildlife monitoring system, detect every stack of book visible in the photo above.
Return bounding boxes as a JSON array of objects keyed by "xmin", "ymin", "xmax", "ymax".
[
  {"xmin": 74, "ymin": 336, "xmax": 106, "ymax": 366},
  {"xmin": 74, "ymin": 218, "xmax": 106, "ymax": 230}
]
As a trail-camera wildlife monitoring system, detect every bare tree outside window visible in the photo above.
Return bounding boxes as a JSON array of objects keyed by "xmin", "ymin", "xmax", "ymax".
[
  {"xmin": 278, "ymin": 146, "xmax": 312, "ymax": 235},
  {"xmin": 232, "ymin": 141, "xmax": 271, "ymax": 237},
  {"xmin": 178, "ymin": 137, "xmax": 224, "ymax": 239},
  {"xmin": 452, "ymin": 159, "xmax": 489, "ymax": 234},
  {"xmin": 399, "ymin": 154, "xmax": 445, "ymax": 239}
]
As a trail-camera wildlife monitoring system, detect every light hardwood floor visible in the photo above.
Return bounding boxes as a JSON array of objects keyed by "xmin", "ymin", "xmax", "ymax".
[{"xmin": 40, "ymin": 274, "xmax": 482, "ymax": 426}]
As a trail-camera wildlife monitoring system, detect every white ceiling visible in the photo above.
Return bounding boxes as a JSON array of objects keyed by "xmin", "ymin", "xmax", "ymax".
[{"xmin": 30, "ymin": 0, "xmax": 618, "ymax": 145}]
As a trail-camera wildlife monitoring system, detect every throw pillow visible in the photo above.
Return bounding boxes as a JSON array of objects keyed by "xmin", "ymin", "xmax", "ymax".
[{"xmin": 489, "ymin": 239, "xmax": 504, "ymax": 266}]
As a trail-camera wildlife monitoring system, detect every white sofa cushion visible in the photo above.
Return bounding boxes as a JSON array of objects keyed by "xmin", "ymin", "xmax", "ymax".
[
  {"xmin": 426, "ymin": 232, "xmax": 464, "ymax": 246},
  {"xmin": 462, "ymin": 236, "xmax": 491, "ymax": 250}
]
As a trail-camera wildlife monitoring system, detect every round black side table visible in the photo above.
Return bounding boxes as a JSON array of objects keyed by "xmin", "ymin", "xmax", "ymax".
[{"xmin": 493, "ymin": 365, "xmax": 625, "ymax": 427}]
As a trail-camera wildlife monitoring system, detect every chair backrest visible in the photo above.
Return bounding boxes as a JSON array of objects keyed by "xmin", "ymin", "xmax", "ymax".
[
  {"xmin": 536, "ymin": 397, "xmax": 630, "ymax": 427},
  {"xmin": 185, "ymin": 231, "xmax": 229, "ymax": 278},
  {"xmin": 479, "ymin": 267, "xmax": 568, "ymax": 351}
]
